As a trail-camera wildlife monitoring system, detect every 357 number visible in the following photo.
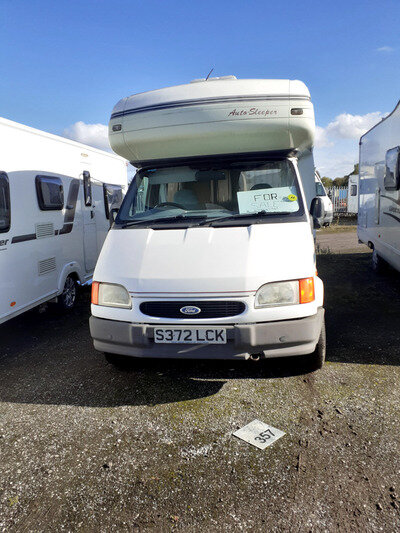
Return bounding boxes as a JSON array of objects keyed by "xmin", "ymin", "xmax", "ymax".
[{"xmin": 254, "ymin": 428, "xmax": 275, "ymax": 443}]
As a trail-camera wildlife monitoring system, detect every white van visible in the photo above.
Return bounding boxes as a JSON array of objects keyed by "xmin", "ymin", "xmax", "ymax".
[
  {"xmin": 0, "ymin": 117, "xmax": 127, "ymax": 324},
  {"xmin": 90, "ymin": 77, "xmax": 326, "ymax": 368},
  {"xmin": 358, "ymin": 100, "xmax": 400, "ymax": 272},
  {"xmin": 315, "ymin": 171, "xmax": 333, "ymax": 225}
]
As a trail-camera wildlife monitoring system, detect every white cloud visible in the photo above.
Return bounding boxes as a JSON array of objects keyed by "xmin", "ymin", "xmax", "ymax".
[
  {"xmin": 314, "ymin": 125, "xmax": 333, "ymax": 148},
  {"xmin": 63, "ymin": 121, "xmax": 111, "ymax": 152},
  {"xmin": 323, "ymin": 112, "xmax": 385, "ymax": 140},
  {"xmin": 376, "ymin": 46, "xmax": 394, "ymax": 53},
  {"xmin": 314, "ymin": 111, "xmax": 386, "ymax": 178}
]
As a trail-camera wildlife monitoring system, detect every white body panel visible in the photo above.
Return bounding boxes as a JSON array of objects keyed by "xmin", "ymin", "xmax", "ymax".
[
  {"xmin": 0, "ymin": 117, "xmax": 128, "ymax": 324},
  {"xmin": 358, "ymin": 101, "xmax": 400, "ymax": 271},
  {"xmin": 109, "ymin": 79, "xmax": 314, "ymax": 165},
  {"xmin": 347, "ymin": 174, "xmax": 359, "ymax": 214},
  {"xmin": 93, "ymin": 220, "xmax": 323, "ymax": 326}
]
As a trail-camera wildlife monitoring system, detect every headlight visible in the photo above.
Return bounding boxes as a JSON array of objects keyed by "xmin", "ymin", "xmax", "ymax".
[
  {"xmin": 255, "ymin": 278, "xmax": 315, "ymax": 308},
  {"xmin": 91, "ymin": 282, "xmax": 131, "ymax": 309},
  {"xmin": 255, "ymin": 281, "xmax": 299, "ymax": 308}
]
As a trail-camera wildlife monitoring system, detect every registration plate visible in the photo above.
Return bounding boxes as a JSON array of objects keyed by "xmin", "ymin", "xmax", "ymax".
[{"xmin": 154, "ymin": 327, "xmax": 227, "ymax": 344}]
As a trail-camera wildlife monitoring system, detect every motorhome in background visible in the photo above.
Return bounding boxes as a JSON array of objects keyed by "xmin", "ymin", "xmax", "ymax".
[
  {"xmin": 358, "ymin": 100, "xmax": 400, "ymax": 272},
  {"xmin": 0, "ymin": 117, "xmax": 128, "ymax": 324},
  {"xmin": 347, "ymin": 174, "xmax": 359, "ymax": 214},
  {"xmin": 90, "ymin": 77, "xmax": 326, "ymax": 369},
  {"xmin": 315, "ymin": 171, "xmax": 333, "ymax": 225}
]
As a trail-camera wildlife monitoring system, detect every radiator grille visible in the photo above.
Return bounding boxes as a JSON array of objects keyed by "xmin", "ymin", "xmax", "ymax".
[
  {"xmin": 140, "ymin": 300, "xmax": 246, "ymax": 319},
  {"xmin": 38, "ymin": 257, "xmax": 56, "ymax": 276},
  {"xmin": 36, "ymin": 223, "xmax": 54, "ymax": 239}
]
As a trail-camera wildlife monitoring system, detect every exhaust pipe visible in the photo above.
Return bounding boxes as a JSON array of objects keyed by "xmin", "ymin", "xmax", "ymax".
[{"xmin": 249, "ymin": 353, "xmax": 262, "ymax": 361}]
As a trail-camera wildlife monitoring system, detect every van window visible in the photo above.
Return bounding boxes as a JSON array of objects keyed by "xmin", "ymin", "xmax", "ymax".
[
  {"xmin": 0, "ymin": 172, "xmax": 10, "ymax": 232},
  {"xmin": 103, "ymin": 184, "xmax": 123, "ymax": 219},
  {"xmin": 35, "ymin": 175, "xmax": 64, "ymax": 210},
  {"xmin": 117, "ymin": 159, "xmax": 306, "ymax": 227},
  {"xmin": 350, "ymin": 184, "xmax": 357, "ymax": 196},
  {"xmin": 83, "ymin": 171, "xmax": 92, "ymax": 206},
  {"xmin": 384, "ymin": 147, "xmax": 400, "ymax": 191},
  {"xmin": 315, "ymin": 182, "xmax": 326, "ymax": 197}
]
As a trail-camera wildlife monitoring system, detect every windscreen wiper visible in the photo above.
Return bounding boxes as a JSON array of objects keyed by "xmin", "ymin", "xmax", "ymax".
[
  {"xmin": 121, "ymin": 214, "xmax": 207, "ymax": 228},
  {"xmin": 198, "ymin": 210, "xmax": 271, "ymax": 226}
]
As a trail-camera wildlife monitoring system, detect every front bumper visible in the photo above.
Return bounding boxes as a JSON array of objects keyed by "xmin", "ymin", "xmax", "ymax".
[{"xmin": 89, "ymin": 308, "xmax": 324, "ymax": 360}]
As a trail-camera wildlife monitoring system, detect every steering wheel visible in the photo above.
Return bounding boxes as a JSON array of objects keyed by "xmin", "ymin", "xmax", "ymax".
[{"xmin": 154, "ymin": 202, "xmax": 186, "ymax": 210}]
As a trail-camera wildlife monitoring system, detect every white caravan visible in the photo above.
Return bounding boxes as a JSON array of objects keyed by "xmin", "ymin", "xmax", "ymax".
[
  {"xmin": 315, "ymin": 171, "xmax": 333, "ymax": 225},
  {"xmin": 0, "ymin": 117, "xmax": 127, "ymax": 324},
  {"xmin": 347, "ymin": 174, "xmax": 359, "ymax": 214},
  {"xmin": 90, "ymin": 77, "xmax": 326, "ymax": 368},
  {"xmin": 358, "ymin": 101, "xmax": 400, "ymax": 272}
]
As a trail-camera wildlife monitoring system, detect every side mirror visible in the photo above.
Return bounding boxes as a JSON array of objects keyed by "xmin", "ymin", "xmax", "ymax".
[
  {"xmin": 110, "ymin": 207, "xmax": 119, "ymax": 223},
  {"xmin": 310, "ymin": 197, "xmax": 325, "ymax": 229}
]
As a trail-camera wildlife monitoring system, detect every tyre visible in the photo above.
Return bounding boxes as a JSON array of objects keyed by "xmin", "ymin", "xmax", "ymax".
[
  {"xmin": 57, "ymin": 275, "xmax": 77, "ymax": 310},
  {"xmin": 371, "ymin": 248, "xmax": 386, "ymax": 274},
  {"xmin": 104, "ymin": 352, "xmax": 134, "ymax": 370},
  {"xmin": 310, "ymin": 319, "xmax": 326, "ymax": 371}
]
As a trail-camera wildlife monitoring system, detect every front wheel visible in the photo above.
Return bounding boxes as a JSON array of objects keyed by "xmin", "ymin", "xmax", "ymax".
[
  {"xmin": 310, "ymin": 319, "xmax": 326, "ymax": 371},
  {"xmin": 371, "ymin": 248, "xmax": 386, "ymax": 274},
  {"xmin": 57, "ymin": 275, "xmax": 77, "ymax": 310}
]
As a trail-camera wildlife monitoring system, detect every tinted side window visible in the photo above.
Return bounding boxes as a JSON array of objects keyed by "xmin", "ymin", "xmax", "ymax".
[
  {"xmin": 103, "ymin": 184, "xmax": 123, "ymax": 219},
  {"xmin": 83, "ymin": 171, "xmax": 92, "ymax": 206},
  {"xmin": 35, "ymin": 175, "xmax": 64, "ymax": 210},
  {"xmin": 0, "ymin": 172, "xmax": 11, "ymax": 232},
  {"xmin": 350, "ymin": 184, "xmax": 357, "ymax": 196},
  {"xmin": 384, "ymin": 147, "xmax": 400, "ymax": 191}
]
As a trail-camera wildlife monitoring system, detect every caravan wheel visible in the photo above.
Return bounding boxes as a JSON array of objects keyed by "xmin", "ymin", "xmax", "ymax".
[{"xmin": 57, "ymin": 275, "xmax": 77, "ymax": 310}]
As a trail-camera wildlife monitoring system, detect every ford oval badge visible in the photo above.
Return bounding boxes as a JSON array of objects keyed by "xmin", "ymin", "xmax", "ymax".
[{"xmin": 180, "ymin": 306, "xmax": 201, "ymax": 315}]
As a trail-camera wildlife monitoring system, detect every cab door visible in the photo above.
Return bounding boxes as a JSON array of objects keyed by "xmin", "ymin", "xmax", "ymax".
[{"xmin": 82, "ymin": 171, "xmax": 98, "ymax": 272}]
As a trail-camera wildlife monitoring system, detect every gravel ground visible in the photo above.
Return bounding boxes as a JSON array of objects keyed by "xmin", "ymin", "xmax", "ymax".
[
  {"xmin": 1, "ymin": 232, "xmax": 399, "ymax": 532},
  {"xmin": 316, "ymin": 227, "xmax": 367, "ymax": 254}
]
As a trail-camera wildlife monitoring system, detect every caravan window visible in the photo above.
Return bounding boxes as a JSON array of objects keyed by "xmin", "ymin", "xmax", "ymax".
[
  {"xmin": 350, "ymin": 184, "xmax": 357, "ymax": 196},
  {"xmin": 384, "ymin": 147, "xmax": 400, "ymax": 191},
  {"xmin": 103, "ymin": 184, "xmax": 123, "ymax": 219},
  {"xmin": 83, "ymin": 171, "xmax": 92, "ymax": 206},
  {"xmin": 0, "ymin": 172, "xmax": 11, "ymax": 232},
  {"xmin": 35, "ymin": 175, "xmax": 64, "ymax": 210}
]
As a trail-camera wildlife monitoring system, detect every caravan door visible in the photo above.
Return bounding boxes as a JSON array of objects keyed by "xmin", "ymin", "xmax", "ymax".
[{"xmin": 82, "ymin": 171, "xmax": 98, "ymax": 272}]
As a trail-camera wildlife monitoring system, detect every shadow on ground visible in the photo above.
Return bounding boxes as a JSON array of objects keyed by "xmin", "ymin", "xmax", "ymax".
[{"xmin": 0, "ymin": 253, "xmax": 399, "ymax": 408}]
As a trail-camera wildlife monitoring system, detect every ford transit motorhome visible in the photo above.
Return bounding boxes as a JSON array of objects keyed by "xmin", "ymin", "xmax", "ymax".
[
  {"xmin": 358, "ymin": 100, "xmax": 400, "ymax": 272},
  {"xmin": 0, "ymin": 117, "xmax": 127, "ymax": 324},
  {"xmin": 90, "ymin": 77, "xmax": 326, "ymax": 368}
]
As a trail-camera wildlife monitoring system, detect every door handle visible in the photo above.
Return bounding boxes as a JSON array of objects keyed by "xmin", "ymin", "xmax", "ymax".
[{"xmin": 90, "ymin": 210, "xmax": 95, "ymax": 219}]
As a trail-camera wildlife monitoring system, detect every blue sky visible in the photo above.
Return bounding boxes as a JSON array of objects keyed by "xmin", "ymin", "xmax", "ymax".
[{"xmin": 2, "ymin": 0, "xmax": 400, "ymax": 177}]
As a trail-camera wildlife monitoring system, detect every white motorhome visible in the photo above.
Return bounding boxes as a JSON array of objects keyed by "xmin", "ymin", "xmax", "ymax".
[
  {"xmin": 358, "ymin": 101, "xmax": 400, "ymax": 272},
  {"xmin": 0, "ymin": 117, "xmax": 128, "ymax": 324},
  {"xmin": 315, "ymin": 171, "xmax": 333, "ymax": 225},
  {"xmin": 90, "ymin": 77, "xmax": 326, "ymax": 368},
  {"xmin": 347, "ymin": 174, "xmax": 359, "ymax": 214}
]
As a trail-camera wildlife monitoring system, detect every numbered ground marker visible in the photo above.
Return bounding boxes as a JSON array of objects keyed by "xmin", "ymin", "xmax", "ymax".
[{"xmin": 233, "ymin": 420, "xmax": 285, "ymax": 450}]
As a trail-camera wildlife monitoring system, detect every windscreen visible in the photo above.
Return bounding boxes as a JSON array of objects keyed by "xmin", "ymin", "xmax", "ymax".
[{"xmin": 117, "ymin": 160, "xmax": 304, "ymax": 226}]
